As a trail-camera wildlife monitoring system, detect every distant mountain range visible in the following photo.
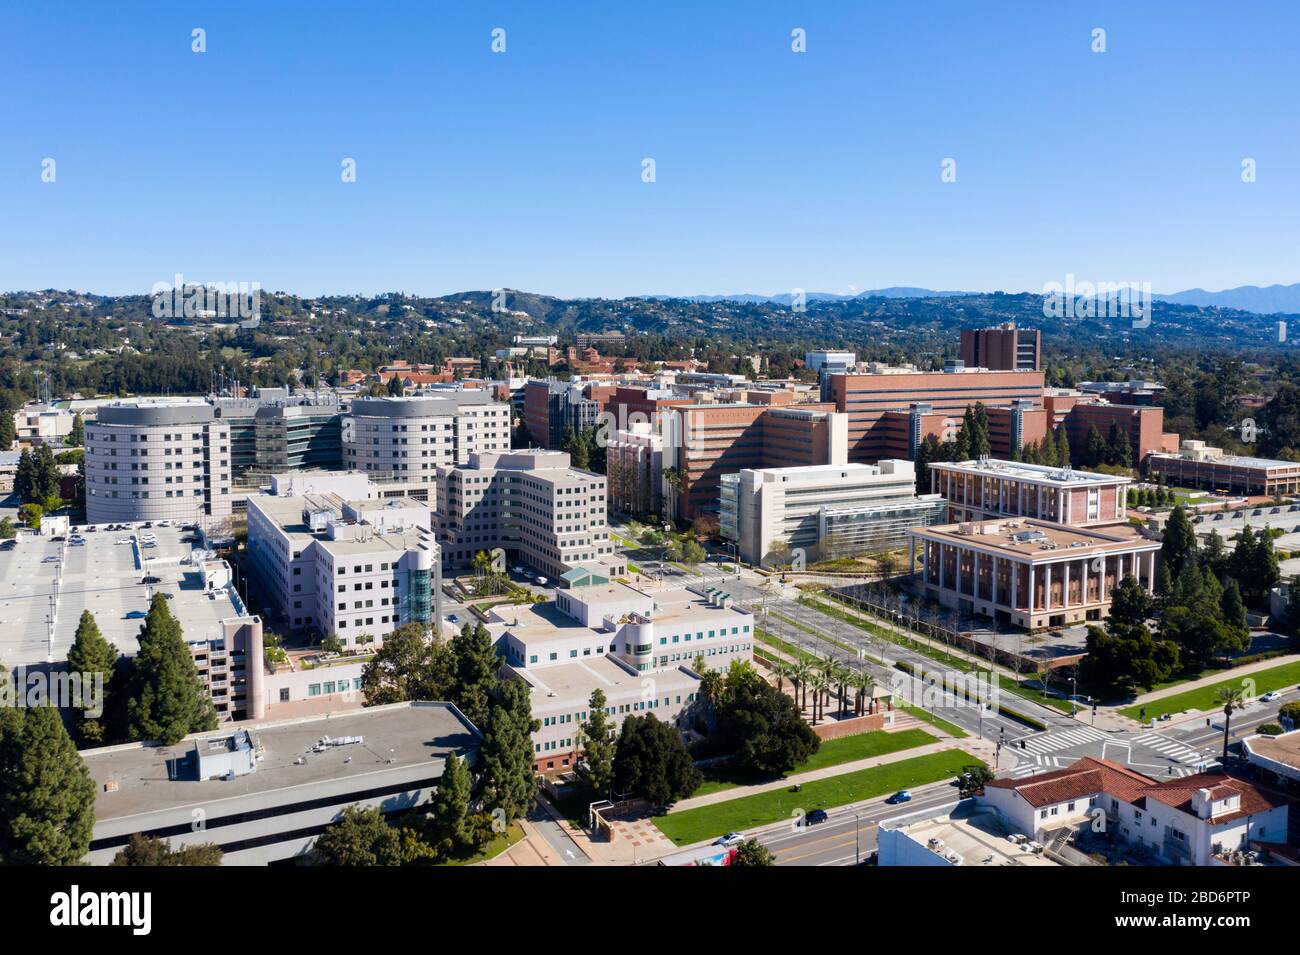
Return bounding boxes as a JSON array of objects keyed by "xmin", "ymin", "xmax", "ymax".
[{"xmin": 664, "ymin": 283, "xmax": 1300, "ymax": 315}]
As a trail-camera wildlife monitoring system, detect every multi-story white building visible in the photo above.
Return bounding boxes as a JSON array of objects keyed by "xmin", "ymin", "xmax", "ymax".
[
  {"xmin": 487, "ymin": 582, "xmax": 755, "ymax": 772},
  {"xmin": 84, "ymin": 398, "xmax": 233, "ymax": 525},
  {"xmin": 12, "ymin": 402, "xmax": 76, "ymax": 447},
  {"xmin": 341, "ymin": 393, "xmax": 512, "ymax": 496},
  {"xmin": 437, "ymin": 449, "xmax": 623, "ymax": 583},
  {"xmin": 246, "ymin": 481, "xmax": 439, "ymax": 642},
  {"xmin": 606, "ymin": 421, "xmax": 665, "ymax": 519},
  {"xmin": 720, "ymin": 460, "xmax": 947, "ymax": 565}
]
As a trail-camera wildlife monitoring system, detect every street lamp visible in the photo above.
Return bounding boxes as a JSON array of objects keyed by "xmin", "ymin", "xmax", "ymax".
[{"xmin": 855, "ymin": 813, "xmax": 862, "ymax": 865}]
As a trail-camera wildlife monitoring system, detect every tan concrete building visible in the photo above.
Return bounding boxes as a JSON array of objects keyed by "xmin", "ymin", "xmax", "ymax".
[{"xmin": 910, "ymin": 518, "xmax": 1159, "ymax": 630}]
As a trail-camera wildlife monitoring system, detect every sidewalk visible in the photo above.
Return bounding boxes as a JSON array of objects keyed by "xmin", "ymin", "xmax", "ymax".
[
  {"xmin": 1094, "ymin": 653, "xmax": 1300, "ymax": 730},
  {"xmin": 666, "ymin": 734, "xmax": 994, "ymax": 814}
]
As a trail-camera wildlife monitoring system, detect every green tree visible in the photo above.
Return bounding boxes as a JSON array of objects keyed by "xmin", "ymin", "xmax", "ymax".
[
  {"xmin": 386, "ymin": 374, "xmax": 404, "ymax": 396},
  {"xmin": 428, "ymin": 751, "xmax": 472, "ymax": 857},
  {"xmin": 111, "ymin": 833, "xmax": 223, "ymax": 866},
  {"xmin": 712, "ymin": 662, "xmax": 819, "ymax": 777},
  {"xmin": 0, "ymin": 706, "xmax": 97, "ymax": 864},
  {"xmin": 1220, "ymin": 578, "xmax": 1249, "ymax": 639},
  {"xmin": 1083, "ymin": 425, "xmax": 1106, "ymax": 468},
  {"xmin": 1215, "ymin": 685, "xmax": 1246, "ymax": 763},
  {"xmin": 1107, "ymin": 575, "xmax": 1153, "ymax": 630},
  {"xmin": 360, "ymin": 622, "xmax": 452, "ymax": 706},
  {"xmin": 612, "ymin": 713, "xmax": 702, "ymax": 806},
  {"xmin": 312, "ymin": 805, "xmax": 405, "ymax": 866},
  {"xmin": 478, "ymin": 678, "xmax": 539, "ymax": 824},
  {"xmin": 450, "ymin": 622, "xmax": 501, "ymax": 730},
  {"xmin": 66, "ymin": 610, "xmax": 118, "ymax": 745},
  {"xmin": 68, "ymin": 413, "xmax": 85, "ymax": 447},
  {"xmin": 0, "ymin": 409, "xmax": 14, "ymax": 450},
  {"xmin": 1054, "ymin": 427, "xmax": 1071, "ymax": 468},
  {"xmin": 579, "ymin": 688, "xmax": 616, "ymax": 799},
  {"xmin": 732, "ymin": 838, "xmax": 775, "ymax": 866},
  {"xmin": 1160, "ymin": 506, "xmax": 1197, "ymax": 579},
  {"xmin": 1106, "ymin": 424, "xmax": 1132, "ymax": 468},
  {"xmin": 0, "ymin": 518, "xmax": 13, "ymax": 540},
  {"xmin": 126, "ymin": 593, "xmax": 218, "ymax": 745}
]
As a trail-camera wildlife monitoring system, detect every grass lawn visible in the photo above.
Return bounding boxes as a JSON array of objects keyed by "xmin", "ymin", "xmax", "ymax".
[
  {"xmin": 655, "ymin": 749, "xmax": 982, "ymax": 846},
  {"xmin": 438, "ymin": 821, "xmax": 526, "ymax": 866},
  {"xmin": 1118, "ymin": 660, "xmax": 1300, "ymax": 721},
  {"xmin": 694, "ymin": 728, "xmax": 936, "ymax": 796}
]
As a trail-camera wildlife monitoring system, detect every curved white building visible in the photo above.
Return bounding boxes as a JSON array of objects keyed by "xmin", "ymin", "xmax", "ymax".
[
  {"xmin": 342, "ymin": 393, "xmax": 511, "ymax": 495},
  {"xmin": 85, "ymin": 398, "xmax": 233, "ymax": 525}
]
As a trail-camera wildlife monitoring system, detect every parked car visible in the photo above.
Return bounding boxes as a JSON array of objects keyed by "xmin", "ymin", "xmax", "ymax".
[
  {"xmin": 117, "ymin": 538, "xmax": 132, "ymax": 545},
  {"xmin": 41, "ymin": 555, "xmax": 60, "ymax": 563},
  {"xmin": 535, "ymin": 576, "xmax": 548, "ymax": 586},
  {"xmin": 715, "ymin": 832, "xmax": 745, "ymax": 847},
  {"xmin": 69, "ymin": 538, "xmax": 85, "ymax": 547},
  {"xmin": 141, "ymin": 575, "xmax": 161, "ymax": 584},
  {"xmin": 803, "ymin": 809, "xmax": 829, "ymax": 826},
  {"xmin": 124, "ymin": 610, "xmax": 147, "ymax": 619},
  {"xmin": 886, "ymin": 790, "xmax": 912, "ymax": 804}
]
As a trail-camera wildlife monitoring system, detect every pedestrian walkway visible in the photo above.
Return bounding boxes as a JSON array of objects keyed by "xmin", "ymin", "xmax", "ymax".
[
  {"xmin": 665, "ymin": 735, "xmax": 994, "ymax": 814},
  {"xmin": 1014, "ymin": 725, "xmax": 1110, "ymax": 757},
  {"xmin": 1131, "ymin": 732, "xmax": 1215, "ymax": 767}
]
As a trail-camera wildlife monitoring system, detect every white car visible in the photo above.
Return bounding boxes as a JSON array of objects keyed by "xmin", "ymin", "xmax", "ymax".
[
  {"xmin": 1261, "ymin": 691, "xmax": 1282, "ymax": 703},
  {"xmin": 117, "ymin": 538, "xmax": 132, "ymax": 545},
  {"xmin": 535, "ymin": 576, "xmax": 548, "ymax": 586},
  {"xmin": 715, "ymin": 832, "xmax": 745, "ymax": 847}
]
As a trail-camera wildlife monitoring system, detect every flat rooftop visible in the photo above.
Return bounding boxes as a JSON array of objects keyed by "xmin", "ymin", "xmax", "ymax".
[
  {"xmin": 87, "ymin": 701, "xmax": 478, "ymax": 821},
  {"xmin": 512, "ymin": 655, "xmax": 700, "ymax": 706},
  {"xmin": 932, "ymin": 459, "xmax": 1130, "ymax": 486},
  {"xmin": 910, "ymin": 518, "xmax": 1157, "ymax": 557},
  {"xmin": 0, "ymin": 524, "xmax": 248, "ymax": 667},
  {"xmin": 1244, "ymin": 730, "xmax": 1300, "ymax": 773},
  {"xmin": 885, "ymin": 805, "xmax": 1060, "ymax": 867}
]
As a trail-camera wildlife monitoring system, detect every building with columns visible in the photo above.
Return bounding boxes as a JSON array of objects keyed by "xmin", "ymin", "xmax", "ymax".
[
  {"xmin": 908, "ymin": 518, "xmax": 1159, "ymax": 630},
  {"xmin": 929, "ymin": 459, "xmax": 1131, "ymax": 527}
]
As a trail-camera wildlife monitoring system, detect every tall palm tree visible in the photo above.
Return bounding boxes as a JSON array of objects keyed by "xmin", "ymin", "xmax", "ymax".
[
  {"xmin": 770, "ymin": 659, "xmax": 790, "ymax": 693},
  {"xmin": 1215, "ymin": 685, "xmax": 1247, "ymax": 763},
  {"xmin": 833, "ymin": 663, "xmax": 851, "ymax": 718},
  {"xmin": 792, "ymin": 660, "xmax": 812, "ymax": 713},
  {"xmin": 852, "ymin": 670, "xmax": 876, "ymax": 717},
  {"xmin": 810, "ymin": 673, "xmax": 830, "ymax": 724}
]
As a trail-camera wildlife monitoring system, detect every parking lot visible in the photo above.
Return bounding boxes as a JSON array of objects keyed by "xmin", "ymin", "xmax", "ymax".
[{"xmin": 0, "ymin": 523, "xmax": 233, "ymax": 667}]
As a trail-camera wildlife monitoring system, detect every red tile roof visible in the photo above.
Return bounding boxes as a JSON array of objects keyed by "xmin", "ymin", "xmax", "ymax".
[
  {"xmin": 986, "ymin": 757, "xmax": 1154, "ymax": 808},
  {"xmin": 1135, "ymin": 771, "xmax": 1295, "ymax": 825}
]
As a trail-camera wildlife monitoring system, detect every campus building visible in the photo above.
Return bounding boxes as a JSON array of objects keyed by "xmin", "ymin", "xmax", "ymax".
[
  {"xmin": 12, "ymin": 402, "xmax": 76, "ymax": 447},
  {"xmin": 719, "ymin": 460, "xmax": 946, "ymax": 565},
  {"xmin": 84, "ymin": 398, "xmax": 233, "ymax": 526},
  {"xmin": 342, "ymin": 393, "xmax": 512, "ymax": 495},
  {"xmin": 663, "ymin": 403, "xmax": 848, "ymax": 521},
  {"xmin": 909, "ymin": 517, "xmax": 1160, "ymax": 630},
  {"xmin": 823, "ymin": 364, "xmax": 1045, "ymax": 464},
  {"xmin": 486, "ymin": 582, "xmax": 754, "ymax": 773},
  {"xmin": 929, "ymin": 459, "xmax": 1131, "ymax": 527},
  {"xmin": 212, "ymin": 390, "xmax": 343, "ymax": 480},
  {"xmin": 245, "ymin": 480, "xmax": 440, "ymax": 644},
  {"xmin": 436, "ymin": 450, "xmax": 622, "ymax": 584},
  {"xmin": 82, "ymin": 702, "xmax": 481, "ymax": 865},
  {"xmin": 981, "ymin": 756, "xmax": 1294, "ymax": 866},
  {"xmin": 607, "ymin": 421, "xmax": 666, "ymax": 519},
  {"xmin": 1147, "ymin": 441, "xmax": 1300, "ymax": 498},
  {"xmin": 959, "ymin": 323, "xmax": 1041, "ymax": 372}
]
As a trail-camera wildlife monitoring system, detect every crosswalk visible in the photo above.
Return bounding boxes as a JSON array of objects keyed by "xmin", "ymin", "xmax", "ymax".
[
  {"xmin": 1004, "ymin": 728, "xmax": 1217, "ymax": 779},
  {"xmin": 1014, "ymin": 725, "xmax": 1110, "ymax": 757},
  {"xmin": 1131, "ymin": 733, "xmax": 1214, "ymax": 768}
]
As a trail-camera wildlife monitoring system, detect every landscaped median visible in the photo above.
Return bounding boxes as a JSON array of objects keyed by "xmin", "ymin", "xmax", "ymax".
[
  {"xmin": 1118, "ymin": 659, "xmax": 1300, "ymax": 721},
  {"xmin": 654, "ymin": 749, "xmax": 983, "ymax": 847}
]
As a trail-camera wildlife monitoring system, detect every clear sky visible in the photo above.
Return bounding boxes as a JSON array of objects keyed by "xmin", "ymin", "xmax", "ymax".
[{"xmin": 2, "ymin": 1, "xmax": 1297, "ymax": 299}]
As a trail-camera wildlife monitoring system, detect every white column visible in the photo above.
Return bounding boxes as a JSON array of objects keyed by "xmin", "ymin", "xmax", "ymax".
[
  {"xmin": 973, "ymin": 550, "xmax": 981, "ymax": 602},
  {"xmin": 1146, "ymin": 551, "xmax": 1156, "ymax": 594},
  {"xmin": 1098, "ymin": 556, "xmax": 1107, "ymax": 602},
  {"xmin": 1011, "ymin": 561, "xmax": 1019, "ymax": 611},
  {"xmin": 955, "ymin": 545, "xmax": 963, "ymax": 595},
  {"xmin": 1063, "ymin": 562, "xmax": 1071, "ymax": 609},
  {"xmin": 1037, "ymin": 485, "xmax": 1044, "ymax": 517},
  {"xmin": 1081, "ymin": 559, "xmax": 1089, "ymax": 605},
  {"xmin": 1044, "ymin": 564, "xmax": 1052, "ymax": 611}
]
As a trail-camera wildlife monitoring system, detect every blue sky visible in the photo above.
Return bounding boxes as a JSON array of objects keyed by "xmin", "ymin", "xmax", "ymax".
[{"xmin": 2, "ymin": 1, "xmax": 1297, "ymax": 298}]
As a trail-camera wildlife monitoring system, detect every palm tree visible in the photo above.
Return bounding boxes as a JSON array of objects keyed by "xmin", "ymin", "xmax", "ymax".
[
  {"xmin": 1215, "ymin": 685, "xmax": 1247, "ymax": 763},
  {"xmin": 852, "ymin": 670, "xmax": 876, "ymax": 717},
  {"xmin": 807, "ymin": 673, "xmax": 825, "ymax": 724},
  {"xmin": 833, "ymin": 663, "xmax": 851, "ymax": 718},
  {"xmin": 792, "ymin": 660, "xmax": 812, "ymax": 713},
  {"xmin": 770, "ymin": 659, "xmax": 790, "ymax": 693}
]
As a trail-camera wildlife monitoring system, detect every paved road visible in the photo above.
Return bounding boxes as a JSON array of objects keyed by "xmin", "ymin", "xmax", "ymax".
[{"xmin": 608, "ymin": 543, "xmax": 1300, "ymax": 864}]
